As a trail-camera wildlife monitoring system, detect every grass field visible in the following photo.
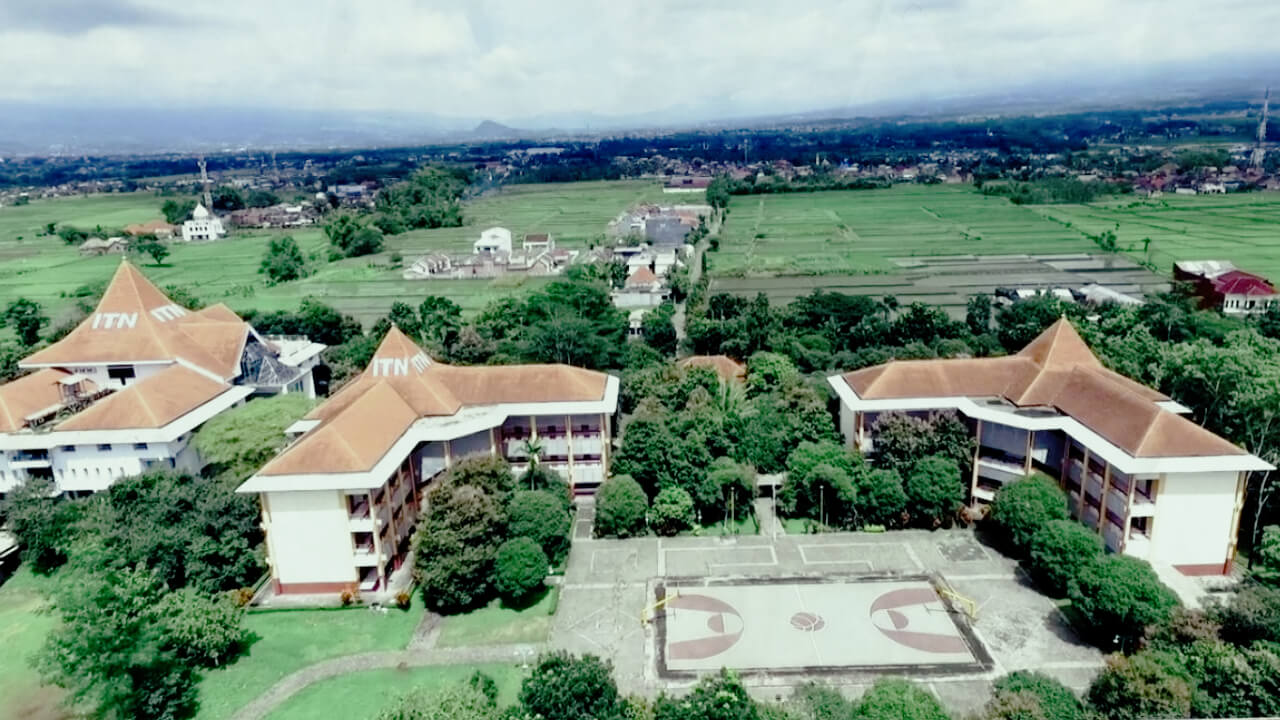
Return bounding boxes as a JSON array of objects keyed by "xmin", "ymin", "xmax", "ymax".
[
  {"xmin": 264, "ymin": 664, "xmax": 525, "ymax": 720},
  {"xmin": 194, "ymin": 601, "xmax": 425, "ymax": 720},
  {"xmin": 713, "ymin": 184, "xmax": 1094, "ymax": 276},
  {"xmin": 0, "ymin": 181, "xmax": 674, "ymax": 326},
  {"xmin": 0, "ymin": 568, "xmax": 65, "ymax": 720},
  {"xmin": 435, "ymin": 588, "xmax": 557, "ymax": 648}
]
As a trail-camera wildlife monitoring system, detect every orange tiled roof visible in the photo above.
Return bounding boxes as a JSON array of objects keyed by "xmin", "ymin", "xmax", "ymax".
[
  {"xmin": 842, "ymin": 318, "xmax": 1244, "ymax": 459},
  {"xmin": 20, "ymin": 261, "xmax": 248, "ymax": 380},
  {"xmin": 0, "ymin": 369, "xmax": 88, "ymax": 432},
  {"xmin": 261, "ymin": 327, "xmax": 610, "ymax": 476},
  {"xmin": 679, "ymin": 355, "xmax": 746, "ymax": 383},
  {"xmin": 57, "ymin": 364, "xmax": 230, "ymax": 431}
]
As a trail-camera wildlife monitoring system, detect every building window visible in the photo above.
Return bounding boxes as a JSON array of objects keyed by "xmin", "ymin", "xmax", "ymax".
[
  {"xmin": 97, "ymin": 443, "xmax": 112, "ymax": 452},
  {"xmin": 133, "ymin": 442, "xmax": 148, "ymax": 450},
  {"xmin": 60, "ymin": 445, "xmax": 75, "ymax": 453},
  {"xmin": 107, "ymin": 365, "xmax": 136, "ymax": 385}
]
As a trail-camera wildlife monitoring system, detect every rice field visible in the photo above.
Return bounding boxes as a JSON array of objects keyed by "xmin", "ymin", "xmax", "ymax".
[
  {"xmin": 0, "ymin": 181, "xmax": 678, "ymax": 325},
  {"xmin": 712, "ymin": 184, "xmax": 1094, "ymax": 277}
]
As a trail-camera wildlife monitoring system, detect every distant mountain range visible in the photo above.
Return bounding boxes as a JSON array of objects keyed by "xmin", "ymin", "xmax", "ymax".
[{"xmin": 0, "ymin": 53, "xmax": 1275, "ymax": 155}]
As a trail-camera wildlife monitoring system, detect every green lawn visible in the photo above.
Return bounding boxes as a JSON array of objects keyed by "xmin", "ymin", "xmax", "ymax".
[
  {"xmin": 435, "ymin": 588, "xmax": 557, "ymax": 649},
  {"xmin": 194, "ymin": 600, "xmax": 425, "ymax": 720},
  {"xmin": 0, "ymin": 567, "xmax": 65, "ymax": 720},
  {"xmin": 691, "ymin": 515, "xmax": 760, "ymax": 536},
  {"xmin": 0, "ymin": 180, "xmax": 675, "ymax": 326},
  {"xmin": 264, "ymin": 663, "xmax": 526, "ymax": 720}
]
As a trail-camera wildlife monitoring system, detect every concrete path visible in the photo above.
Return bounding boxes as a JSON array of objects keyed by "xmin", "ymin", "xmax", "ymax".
[
  {"xmin": 229, "ymin": 643, "xmax": 546, "ymax": 720},
  {"xmin": 753, "ymin": 497, "xmax": 784, "ymax": 538},
  {"xmin": 673, "ymin": 211, "xmax": 718, "ymax": 341}
]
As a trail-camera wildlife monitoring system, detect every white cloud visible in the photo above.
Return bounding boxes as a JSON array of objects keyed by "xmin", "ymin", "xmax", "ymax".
[{"xmin": 0, "ymin": 0, "xmax": 1275, "ymax": 122}]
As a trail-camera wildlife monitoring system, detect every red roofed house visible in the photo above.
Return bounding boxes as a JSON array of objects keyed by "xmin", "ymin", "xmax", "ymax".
[
  {"xmin": 1174, "ymin": 260, "xmax": 1280, "ymax": 315},
  {"xmin": 0, "ymin": 261, "xmax": 326, "ymax": 498},
  {"xmin": 828, "ymin": 319, "xmax": 1271, "ymax": 576},
  {"xmin": 237, "ymin": 327, "xmax": 619, "ymax": 598}
]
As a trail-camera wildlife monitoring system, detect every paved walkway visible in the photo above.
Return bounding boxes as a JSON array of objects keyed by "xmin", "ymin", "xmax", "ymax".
[{"xmin": 230, "ymin": 643, "xmax": 546, "ymax": 720}]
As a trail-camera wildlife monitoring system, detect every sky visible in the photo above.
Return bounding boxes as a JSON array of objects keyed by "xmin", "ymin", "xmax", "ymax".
[{"xmin": 1, "ymin": 0, "xmax": 1277, "ymax": 125}]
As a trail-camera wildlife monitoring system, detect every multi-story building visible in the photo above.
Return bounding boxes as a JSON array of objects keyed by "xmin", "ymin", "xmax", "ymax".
[
  {"xmin": 0, "ymin": 261, "xmax": 325, "ymax": 496},
  {"xmin": 827, "ymin": 319, "xmax": 1272, "ymax": 575},
  {"xmin": 237, "ymin": 328, "xmax": 619, "ymax": 597}
]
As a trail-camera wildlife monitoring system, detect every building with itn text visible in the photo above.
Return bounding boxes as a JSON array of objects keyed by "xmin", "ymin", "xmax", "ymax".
[
  {"xmin": 0, "ymin": 261, "xmax": 325, "ymax": 497},
  {"xmin": 237, "ymin": 327, "xmax": 618, "ymax": 597},
  {"xmin": 827, "ymin": 318, "xmax": 1272, "ymax": 575}
]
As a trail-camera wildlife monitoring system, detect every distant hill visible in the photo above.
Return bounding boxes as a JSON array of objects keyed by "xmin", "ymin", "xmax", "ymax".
[{"xmin": 471, "ymin": 120, "xmax": 523, "ymax": 139}]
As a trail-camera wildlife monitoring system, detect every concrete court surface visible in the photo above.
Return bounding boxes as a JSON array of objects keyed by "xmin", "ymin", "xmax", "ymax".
[{"xmin": 549, "ymin": 527, "xmax": 1104, "ymax": 715}]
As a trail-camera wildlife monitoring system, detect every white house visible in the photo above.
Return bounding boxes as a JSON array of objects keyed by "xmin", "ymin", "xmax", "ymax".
[
  {"xmin": 181, "ymin": 203, "xmax": 226, "ymax": 242},
  {"xmin": 237, "ymin": 328, "xmax": 619, "ymax": 599},
  {"xmin": 473, "ymin": 227, "xmax": 513, "ymax": 254},
  {"xmin": 827, "ymin": 319, "xmax": 1271, "ymax": 576},
  {"xmin": 0, "ymin": 261, "xmax": 326, "ymax": 496}
]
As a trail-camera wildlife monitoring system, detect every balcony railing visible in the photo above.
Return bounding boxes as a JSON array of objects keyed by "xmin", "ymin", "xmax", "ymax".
[{"xmin": 1130, "ymin": 491, "xmax": 1156, "ymax": 518}]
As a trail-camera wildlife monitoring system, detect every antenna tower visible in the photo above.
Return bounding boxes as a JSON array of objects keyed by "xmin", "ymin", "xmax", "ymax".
[
  {"xmin": 198, "ymin": 157, "xmax": 213, "ymax": 209},
  {"xmin": 1252, "ymin": 87, "xmax": 1270, "ymax": 169}
]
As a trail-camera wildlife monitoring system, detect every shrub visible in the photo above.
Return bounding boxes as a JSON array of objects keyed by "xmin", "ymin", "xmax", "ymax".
[
  {"xmin": 903, "ymin": 455, "xmax": 963, "ymax": 528},
  {"xmin": 1068, "ymin": 554, "xmax": 1179, "ymax": 649},
  {"xmin": 594, "ymin": 475, "xmax": 648, "ymax": 538},
  {"xmin": 1087, "ymin": 652, "xmax": 1192, "ymax": 720},
  {"xmin": 1211, "ymin": 582, "xmax": 1280, "ymax": 646},
  {"xmin": 853, "ymin": 467, "xmax": 908, "ymax": 528},
  {"xmin": 340, "ymin": 588, "xmax": 357, "ymax": 606},
  {"xmin": 519, "ymin": 651, "xmax": 625, "ymax": 720},
  {"xmin": 1253, "ymin": 524, "xmax": 1280, "ymax": 587},
  {"xmin": 650, "ymin": 487, "xmax": 695, "ymax": 536},
  {"xmin": 781, "ymin": 440, "xmax": 858, "ymax": 518},
  {"xmin": 493, "ymin": 537, "xmax": 548, "ymax": 603},
  {"xmin": 854, "ymin": 677, "xmax": 950, "ymax": 720},
  {"xmin": 394, "ymin": 590, "xmax": 413, "ymax": 610},
  {"xmin": 985, "ymin": 671, "xmax": 1086, "ymax": 720},
  {"xmin": 989, "ymin": 474, "xmax": 1070, "ymax": 554},
  {"xmin": 508, "ymin": 490, "xmax": 572, "ymax": 565},
  {"xmin": 1026, "ymin": 519, "xmax": 1104, "ymax": 596}
]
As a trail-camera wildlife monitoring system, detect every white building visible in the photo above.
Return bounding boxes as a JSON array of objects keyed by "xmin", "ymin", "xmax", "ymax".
[
  {"xmin": 0, "ymin": 261, "xmax": 326, "ymax": 496},
  {"xmin": 181, "ymin": 203, "xmax": 226, "ymax": 242},
  {"xmin": 827, "ymin": 319, "xmax": 1271, "ymax": 575},
  {"xmin": 237, "ymin": 328, "xmax": 618, "ymax": 598},
  {"xmin": 473, "ymin": 227, "xmax": 513, "ymax": 254}
]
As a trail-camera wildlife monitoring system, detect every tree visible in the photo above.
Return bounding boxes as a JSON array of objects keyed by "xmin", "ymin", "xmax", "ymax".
[
  {"xmin": 413, "ymin": 480, "xmax": 506, "ymax": 612},
  {"xmin": 162, "ymin": 198, "xmax": 197, "ymax": 224},
  {"xmin": 156, "ymin": 587, "xmax": 247, "ymax": 668},
  {"xmin": 654, "ymin": 668, "xmax": 759, "ymax": 720},
  {"xmin": 706, "ymin": 457, "xmax": 755, "ymax": 524},
  {"xmin": 983, "ymin": 671, "xmax": 1086, "ymax": 720},
  {"xmin": 650, "ymin": 486, "xmax": 695, "ymax": 536},
  {"xmin": 642, "ymin": 303, "xmax": 678, "ymax": 356},
  {"xmin": 790, "ymin": 682, "xmax": 854, "ymax": 720},
  {"xmin": 211, "ymin": 186, "xmax": 245, "ymax": 212},
  {"xmin": 131, "ymin": 238, "xmax": 170, "ymax": 266},
  {"xmin": 1254, "ymin": 525, "xmax": 1280, "ymax": 587},
  {"xmin": 1069, "ymin": 554, "xmax": 1179, "ymax": 649},
  {"xmin": 0, "ymin": 477, "xmax": 84, "ymax": 573},
  {"xmin": 192, "ymin": 394, "xmax": 313, "ymax": 481},
  {"xmin": 1087, "ymin": 652, "xmax": 1192, "ymax": 720},
  {"xmin": 324, "ymin": 214, "xmax": 361, "ymax": 251},
  {"xmin": 966, "ymin": 294, "xmax": 992, "ymax": 336},
  {"xmin": 871, "ymin": 411, "xmax": 974, "ymax": 479},
  {"xmin": 988, "ymin": 475, "xmax": 1070, "ymax": 554},
  {"xmin": 613, "ymin": 404, "xmax": 702, "ymax": 500},
  {"xmin": 903, "ymin": 455, "xmax": 963, "ymax": 528},
  {"xmin": 781, "ymin": 441, "xmax": 859, "ymax": 516},
  {"xmin": 493, "ymin": 537, "xmax": 548, "ymax": 603},
  {"xmin": 376, "ymin": 682, "xmax": 501, "ymax": 720},
  {"xmin": 1026, "ymin": 519, "xmax": 1105, "ymax": 597},
  {"xmin": 56, "ymin": 225, "xmax": 89, "ymax": 245},
  {"xmin": 72, "ymin": 471, "xmax": 264, "ymax": 594},
  {"xmin": 594, "ymin": 475, "xmax": 648, "ymax": 538},
  {"xmin": 36, "ymin": 565, "xmax": 199, "ymax": 720},
  {"xmin": 854, "ymin": 677, "xmax": 950, "ymax": 720},
  {"xmin": 388, "ymin": 301, "xmax": 424, "ymax": 340},
  {"xmin": 519, "ymin": 652, "xmax": 625, "ymax": 720},
  {"xmin": 245, "ymin": 189, "xmax": 280, "ymax": 208},
  {"xmin": 2, "ymin": 297, "xmax": 48, "ymax": 346},
  {"xmin": 853, "ymin": 466, "xmax": 908, "ymax": 528},
  {"xmin": 344, "ymin": 226, "xmax": 385, "ymax": 257},
  {"xmin": 259, "ymin": 236, "xmax": 307, "ymax": 284},
  {"xmin": 418, "ymin": 296, "xmax": 463, "ymax": 350},
  {"xmin": 745, "ymin": 351, "xmax": 800, "ymax": 397},
  {"xmin": 507, "ymin": 490, "xmax": 570, "ymax": 565}
]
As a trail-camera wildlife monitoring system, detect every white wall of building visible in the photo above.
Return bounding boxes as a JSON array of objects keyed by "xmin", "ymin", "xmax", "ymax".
[
  {"xmin": 265, "ymin": 490, "xmax": 357, "ymax": 586},
  {"xmin": 1150, "ymin": 470, "xmax": 1239, "ymax": 569}
]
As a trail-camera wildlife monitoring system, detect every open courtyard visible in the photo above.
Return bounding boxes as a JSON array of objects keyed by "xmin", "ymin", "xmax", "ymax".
[{"xmin": 552, "ymin": 515, "xmax": 1104, "ymax": 714}]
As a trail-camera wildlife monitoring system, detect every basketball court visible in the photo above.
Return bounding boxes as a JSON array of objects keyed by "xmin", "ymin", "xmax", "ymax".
[{"xmin": 653, "ymin": 574, "xmax": 992, "ymax": 677}]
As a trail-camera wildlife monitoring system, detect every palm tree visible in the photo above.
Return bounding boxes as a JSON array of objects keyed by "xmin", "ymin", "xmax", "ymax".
[{"xmin": 520, "ymin": 438, "xmax": 546, "ymax": 489}]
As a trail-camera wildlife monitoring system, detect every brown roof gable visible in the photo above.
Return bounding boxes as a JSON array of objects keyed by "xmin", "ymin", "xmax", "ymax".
[
  {"xmin": 679, "ymin": 355, "xmax": 747, "ymax": 383},
  {"xmin": 0, "ymin": 369, "xmax": 80, "ymax": 432},
  {"xmin": 20, "ymin": 261, "xmax": 247, "ymax": 379},
  {"xmin": 842, "ymin": 318, "xmax": 1243, "ymax": 459},
  {"xmin": 57, "ymin": 365, "xmax": 230, "ymax": 431},
  {"xmin": 263, "ymin": 327, "xmax": 610, "ymax": 476}
]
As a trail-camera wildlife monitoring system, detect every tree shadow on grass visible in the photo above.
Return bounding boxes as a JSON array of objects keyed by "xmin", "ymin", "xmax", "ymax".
[{"xmin": 499, "ymin": 584, "xmax": 552, "ymax": 612}]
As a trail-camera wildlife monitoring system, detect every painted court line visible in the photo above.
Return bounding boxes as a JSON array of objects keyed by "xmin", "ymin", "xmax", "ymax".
[
  {"xmin": 664, "ymin": 546, "xmax": 778, "ymax": 567},
  {"xmin": 797, "ymin": 543, "xmax": 881, "ymax": 569}
]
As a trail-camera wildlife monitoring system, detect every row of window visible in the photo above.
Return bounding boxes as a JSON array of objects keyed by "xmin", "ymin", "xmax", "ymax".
[{"xmin": 58, "ymin": 443, "xmax": 148, "ymax": 452}]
